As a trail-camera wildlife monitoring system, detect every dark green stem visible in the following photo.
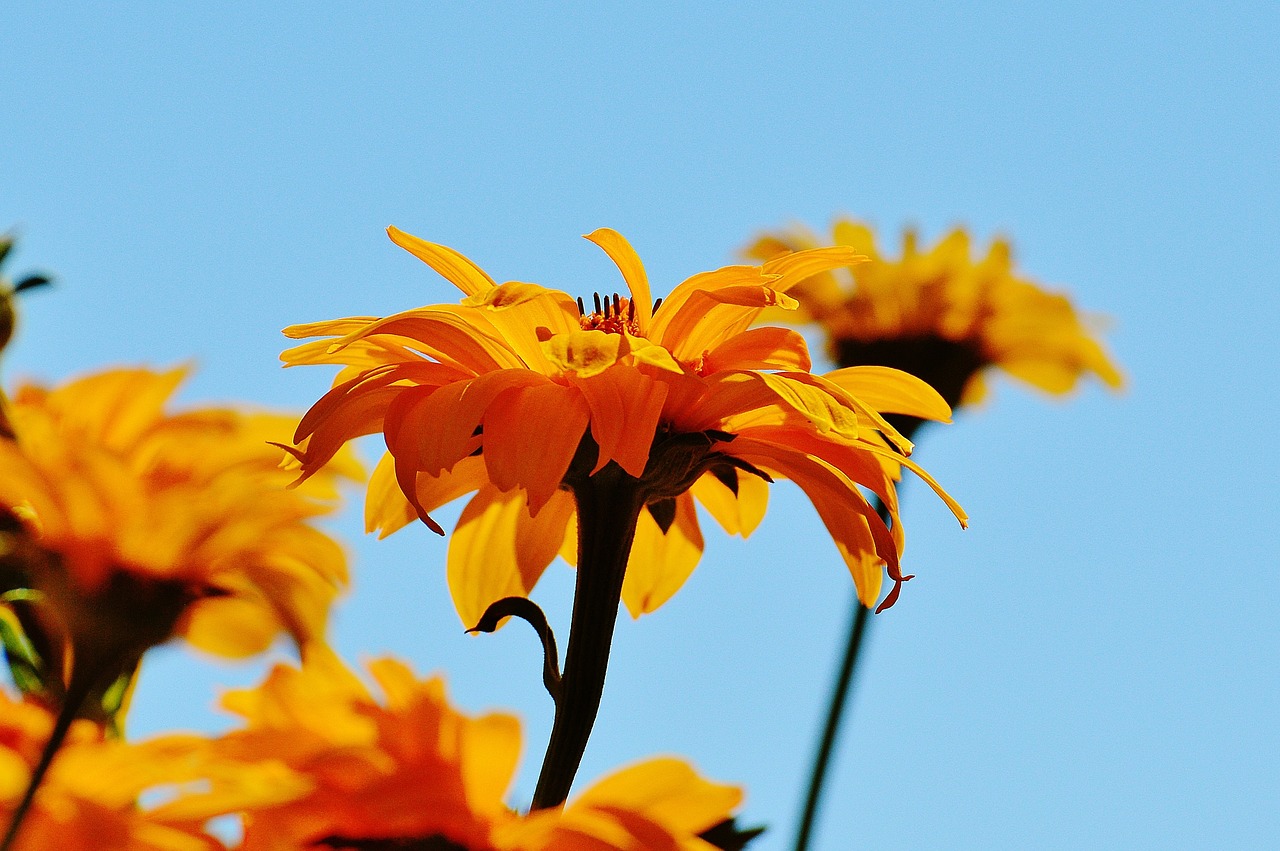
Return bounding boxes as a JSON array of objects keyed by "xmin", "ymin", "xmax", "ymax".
[
  {"xmin": 530, "ymin": 468, "xmax": 644, "ymax": 810},
  {"xmin": 0, "ymin": 670, "xmax": 96, "ymax": 851}
]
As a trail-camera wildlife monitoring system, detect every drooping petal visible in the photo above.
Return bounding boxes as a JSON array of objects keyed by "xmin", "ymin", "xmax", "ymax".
[
  {"xmin": 729, "ymin": 437, "xmax": 896, "ymax": 609},
  {"xmin": 447, "ymin": 486, "xmax": 574, "ymax": 628},
  {"xmin": 387, "ymin": 225, "xmax": 497, "ymax": 297},
  {"xmin": 621, "ymin": 492, "xmax": 704, "ymax": 617},
  {"xmin": 482, "ymin": 382, "xmax": 590, "ymax": 513},
  {"xmin": 584, "ymin": 228, "xmax": 653, "ymax": 334}
]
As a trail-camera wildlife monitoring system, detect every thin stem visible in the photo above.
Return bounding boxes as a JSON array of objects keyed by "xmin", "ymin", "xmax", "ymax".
[
  {"xmin": 530, "ymin": 470, "xmax": 644, "ymax": 810},
  {"xmin": 792, "ymin": 495, "xmax": 896, "ymax": 851},
  {"xmin": 1, "ymin": 672, "xmax": 95, "ymax": 851}
]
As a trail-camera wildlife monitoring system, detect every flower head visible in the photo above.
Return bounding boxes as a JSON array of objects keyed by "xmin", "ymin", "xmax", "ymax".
[
  {"xmin": 0, "ymin": 366, "xmax": 359, "ymax": 711},
  {"xmin": 174, "ymin": 653, "xmax": 745, "ymax": 851},
  {"xmin": 285, "ymin": 227, "xmax": 963, "ymax": 618},
  {"xmin": 744, "ymin": 221, "xmax": 1123, "ymax": 408}
]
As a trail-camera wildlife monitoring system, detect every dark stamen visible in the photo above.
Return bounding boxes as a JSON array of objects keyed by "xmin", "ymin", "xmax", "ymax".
[
  {"xmin": 576, "ymin": 296, "xmax": 585, "ymax": 315},
  {"xmin": 628, "ymin": 299, "xmax": 635, "ymax": 320},
  {"xmin": 612, "ymin": 293, "xmax": 621, "ymax": 315},
  {"xmin": 593, "ymin": 293, "xmax": 602, "ymax": 314},
  {"xmin": 652, "ymin": 297, "xmax": 663, "ymax": 313}
]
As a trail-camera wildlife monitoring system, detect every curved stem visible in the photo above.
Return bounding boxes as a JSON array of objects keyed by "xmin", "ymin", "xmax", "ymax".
[
  {"xmin": 531, "ymin": 470, "xmax": 644, "ymax": 810},
  {"xmin": 792, "ymin": 498, "xmax": 893, "ymax": 851},
  {"xmin": 1, "ymin": 672, "xmax": 95, "ymax": 851}
]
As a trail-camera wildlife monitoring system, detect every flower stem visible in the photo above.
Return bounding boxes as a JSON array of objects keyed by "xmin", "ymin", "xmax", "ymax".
[
  {"xmin": 531, "ymin": 467, "xmax": 644, "ymax": 810},
  {"xmin": 0, "ymin": 670, "xmax": 96, "ymax": 851},
  {"xmin": 792, "ymin": 496, "xmax": 895, "ymax": 851}
]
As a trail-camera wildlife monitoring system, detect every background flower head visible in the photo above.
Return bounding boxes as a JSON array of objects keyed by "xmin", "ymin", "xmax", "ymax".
[
  {"xmin": 0, "ymin": 366, "xmax": 360, "ymax": 713},
  {"xmin": 744, "ymin": 220, "xmax": 1124, "ymax": 408}
]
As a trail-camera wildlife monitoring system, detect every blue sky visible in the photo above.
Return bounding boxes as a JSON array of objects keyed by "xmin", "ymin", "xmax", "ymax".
[{"xmin": 4, "ymin": 3, "xmax": 1278, "ymax": 848}]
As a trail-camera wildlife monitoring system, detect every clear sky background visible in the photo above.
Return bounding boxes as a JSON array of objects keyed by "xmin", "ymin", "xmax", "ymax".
[{"xmin": 4, "ymin": 3, "xmax": 1278, "ymax": 849}]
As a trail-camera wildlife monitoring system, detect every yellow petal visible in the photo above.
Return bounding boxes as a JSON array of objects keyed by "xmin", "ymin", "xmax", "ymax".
[
  {"xmin": 542, "ymin": 329, "xmax": 624, "ymax": 378},
  {"xmin": 571, "ymin": 756, "xmax": 743, "ymax": 836},
  {"xmin": 584, "ymin": 228, "xmax": 654, "ymax": 334},
  {"xmin": 690, "ymin": 469, "xmax": 768, "ymax": 538},
  {"xmin": 364, "ymin": 451, "xmax": 417, "ymax": 538},
  {"xmin": 448, "ymin": 486, "xmax": 574, "ymax": 628},
  {"xmin": 823, "ymin": 365, "xmax": 953, "ymax": 422},
  {"xmin": 387, "ymin": 225, "xmax": 497, "ymax": 297},
  {"xmin": 622, "ymin": 493, "xmax": 705, "ymax": 617}
]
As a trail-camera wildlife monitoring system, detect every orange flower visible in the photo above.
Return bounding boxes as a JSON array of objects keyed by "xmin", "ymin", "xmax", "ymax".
[
  {"xmin": 170, "ymin": 653, "xmax": 745, "ymax": 851},
  {"xmin": 0, "ymin": 691, "xmax": 229, "ymax": 851},
  {"xmin": 744, "ymin": 220, "xmax": 1123, "ymax": 408},
  {"xmin": 285, "ymin": 227, "xmax": 964, "ymax": 620},
  {"xmin": 0, "ymin": 366, "xmax": 359, "ymax": 715}
]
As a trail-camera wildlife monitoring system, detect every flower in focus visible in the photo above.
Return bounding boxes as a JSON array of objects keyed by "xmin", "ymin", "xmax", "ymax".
[
  {"xmin": 0, "ymin": 366, "xmax": 360, "ymax": 716},
  {"xmin": 176, "ymin": 653, "xmax": 746, "ymax": 851},
  {"xmin": 0, "ymin": 690, "xmax": 230, "ymax": 851},
  {"xmin": 285, "ymin": 227, "xmax": 964, "ymax": 617},
  {"xmin": 743, "ymin": 220, "xmax": 1124, "ymax": 410}
]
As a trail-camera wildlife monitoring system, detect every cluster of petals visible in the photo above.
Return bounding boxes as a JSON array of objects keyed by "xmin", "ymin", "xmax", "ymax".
[
  {"xmin": 286, "ymin": 227, "xmax": 964, "ymax": 615},
  {"xmin": 0, "ymin": 366, "xmax": 359, "ymax": 668},
  {"xmin": 744, "ymin": 220, "xmax": 1124, "ymax": 404},
  {"xmin": 170, "ymin": 652, "xmax": 744, "ymax": 850},
  {"xmin": 0, "ymin": 690, "xmax": 230, "ymax": 851}
]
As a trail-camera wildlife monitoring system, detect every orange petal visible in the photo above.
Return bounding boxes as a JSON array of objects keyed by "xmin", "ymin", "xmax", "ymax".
[
  {"xmin": 463, "ymin": 282, "xmax": 580, "ymax": 370},
  {"xmin": 482, "ymin": 382, "xmax": 590, "ymax": 514},
  {"xmin": 572, "ymin": 365, "xmax": 668, "ymax": 478},
  {"xmin": 690, "ymin": 469, "xmax": 768, "ymax": 537},
  {"xmin": 364, "ymin": 451, "xmax": 417, "ymax": 538},
  {"xmin": 622, "ymin": 493, "xmax": 705, "ymax": 617},
  {"xmin": 387, "ymin": 225, "xmax": 497, "ymax": 297}
]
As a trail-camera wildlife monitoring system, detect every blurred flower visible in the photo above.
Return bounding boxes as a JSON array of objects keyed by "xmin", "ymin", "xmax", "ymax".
[
  {"xmin": 743, "ymin": 221, "xmax": 1123, "ymax": 409},
  {"xmin": 285, "ymin": 227, "xmax": 964, "ymax": 621},
  {"xmin": 0, "ymin": 366, "xmax": 360, "ymax": 717},
  {"xmin": 178, "ymin": 653, "xmax": 746, "ymax": 851},
  {"xmin": 0, "ymin": 690, "xmax": 231, "ymax": 851}
]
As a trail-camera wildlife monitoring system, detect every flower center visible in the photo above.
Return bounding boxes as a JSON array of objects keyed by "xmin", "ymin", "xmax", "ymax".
[{"xmin": 576, "ymin": 292, "xmax": 642, "ymax": 335}]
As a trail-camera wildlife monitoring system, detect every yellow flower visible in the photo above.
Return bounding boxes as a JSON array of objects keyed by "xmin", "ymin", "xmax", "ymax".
[
  {"xmin": 744, "ymin": 221, "xmax": 1123, "ymax": 407},
  {"xmin": 171, "ymin": 653, "xmax": 745, "ymax": 851},
  {"xmin": 0, "ymin": 691, "xmax": 229, "ymax": 851},
  {"xmin": 0, "ymin": 366, "xmax": 359, "ymax": 712},
  {"xmin": 285, "ymin": 227, "xmax": 964, "ymax": 621}
]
